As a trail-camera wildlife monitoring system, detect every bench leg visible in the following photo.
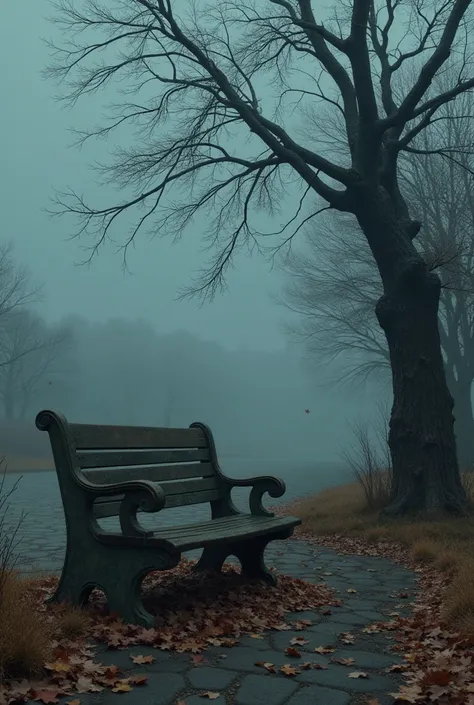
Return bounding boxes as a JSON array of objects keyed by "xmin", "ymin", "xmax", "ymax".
[
  {"xmin": 45, "ymin": 552, "xmax": 95, "ymax": 608},
  {"xmin": 46, "ymin": 577, "xmax": 94, "ymax": 608},
  {"xmin": 233, "ymin": 537, "xmax": 277, "ymax": 586},
  {"xmin": 105, "ymin": 572, "xmax": 156, "ymax": 629},
  {"xmin": 193, "ymin": 545, "xmax": 229, "ymax": 574}
]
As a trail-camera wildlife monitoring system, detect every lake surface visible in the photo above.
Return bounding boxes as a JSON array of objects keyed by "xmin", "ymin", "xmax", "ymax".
[{"xmin": 1, "ymin": 458, "xmax": 352, "ymax": 574}]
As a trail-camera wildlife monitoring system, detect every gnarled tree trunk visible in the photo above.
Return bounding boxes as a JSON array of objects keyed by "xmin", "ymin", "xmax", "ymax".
[
  {"xmin": 354, "ymin": 188, "xmax": 468, "ymax": 517},
  {"xmin": 450, "ymin": 376, "xmax": 474, "ymax": 471}
]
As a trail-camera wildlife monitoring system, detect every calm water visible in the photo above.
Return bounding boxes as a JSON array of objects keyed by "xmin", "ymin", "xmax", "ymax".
[{"xmin": 1, "ymin": 458, "xmax": 351, "ymax": 573}]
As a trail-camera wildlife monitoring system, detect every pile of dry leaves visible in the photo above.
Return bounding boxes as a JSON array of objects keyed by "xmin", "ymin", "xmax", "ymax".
[{"xmin": 1, "ymin": 558, "xmax": 340, "ymax": 704}]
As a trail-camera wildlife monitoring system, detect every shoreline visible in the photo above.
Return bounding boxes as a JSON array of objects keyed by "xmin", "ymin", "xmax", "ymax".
[{"xmin": 1, "ymin": 456, "xmax": 349, "ymax": 476}]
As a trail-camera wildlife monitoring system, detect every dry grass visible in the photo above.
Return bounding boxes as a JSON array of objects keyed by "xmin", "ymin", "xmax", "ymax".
[
  {"xmin": 294, "ymin": 469, "xmax": 474, "ymax": 632},
  {"xmin": 0, "ymin": 572, "xmax": 53, "ymax": 680},
  {"xmin": 2, "ymin": 456, "xmax": 53, "ymax": 473},
  {"xmin": 55, "ymin": 605, "xmax": 91, "ymax": 639},
  {"xmin": 0, "ymin": 572, "xmax": 95, "ymax": 681}
]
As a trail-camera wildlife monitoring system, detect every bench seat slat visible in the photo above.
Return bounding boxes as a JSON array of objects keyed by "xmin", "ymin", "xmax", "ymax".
[
  {"xmin": 83, "ymin": 462, "xmax": 215, "ymax": 484},
  {"xmin": 165, "ymin": 515, "xmax": 299, "ymax": 550},
  {"xmin": 77, "ymin": 448, "xmax": 209, "ymax": 468},
  {"xmin": 71, "ymin": 423, "xmax": 207, "ymax": 450},
  {"xmin": 96, "ymin": 514, "xmax": 300, "ymax": 551}
]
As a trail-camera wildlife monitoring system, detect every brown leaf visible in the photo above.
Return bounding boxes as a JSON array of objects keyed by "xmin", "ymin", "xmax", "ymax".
[
  {"xmin": 199, "ymin": 692, "xmax": 220, "ymax": 699},
  {"xmin": 112, "ymin": 680, "xmax": 133, "ymax": 693},
  {"xmin": 32, "ymin": 692, "xmax": 60, "ymax": 704},
  {"xmin": 193, "ymin": 654, "xmax": 206, "ymax": 665},
  {"xmin": 289, "ymin": 637, "xmax": 309, "ymax": 646},
  {"xmin": 421, "ymin": 669, "xmax": 451, "ymax": 687},
  {"xmin": 130, "ymin": 654, "xmax": 155, "ymax": 664},
  {"xmin": 340, "ymin": 632, "xmax": 355, "ymax": 644},
  {"xmin": 129, "ymin": 675, "xmax": 148, "ymax": 686},
  {"xmin": 75, "ymin": 677, "xmax": 103, "ymax": 694},
  {"xmin": 104, "ymin": 666, "xmax": 121, "ymax": 679},
  {"xmin": 280, "ymin": 664, "xmax": 300, "ymax": 676},
  {"xmin": 348, "ymin": 671, "xmax": 369, "ymax": 679},
  {"xmin": 346, "ymin": 588, "xmax": 357, "ymax": 594},
  {"xmin": 255, "ymin": 661, "xmax": 276, "ymax": 673},
  {"xmin": 285, "ymin": 647, "xmax": 301, "ymax": 658},
  {"xmin": 65, "ymin": 701, "xmax": 81, "ymax": 705},
  {"xmin": 331, "ymin": 657, "xmax": 355, "ymax": 666},
  {"xmin": 314, "ymin": 646, "xmax": 335, "ymax": 654}
]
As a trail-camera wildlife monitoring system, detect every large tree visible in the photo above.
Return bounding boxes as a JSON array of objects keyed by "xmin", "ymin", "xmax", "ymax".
[
  {"xmin": 280, "ymin": 92, "xmax": 474, "ymax": 469},
  {"xmin": 47, "ymin": 0, "xmax": 474, "ymax": 516}
]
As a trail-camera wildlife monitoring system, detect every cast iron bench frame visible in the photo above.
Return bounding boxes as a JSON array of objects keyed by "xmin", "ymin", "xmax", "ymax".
[{"xmin": 36, "ymin": 409, "xmax": 301, "ymax": 627}]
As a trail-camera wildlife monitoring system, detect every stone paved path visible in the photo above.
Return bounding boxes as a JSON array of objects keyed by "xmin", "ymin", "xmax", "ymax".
[{"xmin": 27, "ymin": 539, "xmax": 416, "ymax": 705}]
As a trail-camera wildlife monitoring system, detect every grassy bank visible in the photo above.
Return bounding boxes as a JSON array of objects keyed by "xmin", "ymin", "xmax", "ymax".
[
  {"xmin": 2, "ymin": 456, "xmax": 53, "ymax": 473},
  {"xmin": 276, "ymin": 471, "xmax": 474, "ymax": 635}
]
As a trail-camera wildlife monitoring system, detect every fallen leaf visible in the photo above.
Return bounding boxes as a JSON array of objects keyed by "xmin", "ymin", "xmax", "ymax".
[
  {"xmin": 32, "ymin": 691, "xmax": 60, "ymax": 704},
  {"xmin": 112, "ymin": 680, "xmax": 133, "ymax": 693},
  {"xmin": 129, "ymin": 675, "xmax": 148, "ymax": 686},
  {"xmin": 289, "ymin": 636, "xmax": 309, "ymax": 646},
  {"xmin": 314, "ymin": 646, "xmax": 335, "ymax": 654},
  {"xmin": 280, "ymin": 664, "xmax": 300, "ymax": 676},
  {"xmin": 199, "ymin": 692, "xmax": 220, "ymax": 699},
  {"xmin": 193, "ymin": 654, "xmax": 206, "ymax": 665},
  {"xmin": 45, "ymin": 661, "xmax": 71, "ymax": 674},
  {"xmin": 331, "ymin": 657, "xmax": 355, "ymax": 666},
  {"xmin": 348, "ymin": 671, "xmax": 369, "ymax": 679},
  {"xmin": 65, "ymin": 701, "xmax": 81, "ymax": 705},
  {"xmin": 255, "ymin": 661, "xmax": 276, "ymax": 673},
  {"xmin": 421, "ymin": 669, "xmax": 452, "ymax": 687},
  {"xmin": 130, "ymin": 654, "xmax": 155, "ymax": 664},
  {"xmin": 340, "ymin": 632, "xmax": 355, "ymax": 644},
  {"xmin": 285, "ymin": 647, "xmax": 301, "ymax": 658}
]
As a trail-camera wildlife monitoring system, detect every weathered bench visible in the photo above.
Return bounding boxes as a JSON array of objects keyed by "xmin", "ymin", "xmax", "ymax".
[{"xmin": 36, "ymin": 409, "xmax": 301, "ymax": 627}]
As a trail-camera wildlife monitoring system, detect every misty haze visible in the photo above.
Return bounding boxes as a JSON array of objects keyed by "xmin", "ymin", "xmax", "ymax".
[
  {"xmin": 2, "ymin": 1, "xmax": 474, "ymax": 701},
  {"xmin": 0, "ymin": 2, "xmax": 390, "ymax": 569}
]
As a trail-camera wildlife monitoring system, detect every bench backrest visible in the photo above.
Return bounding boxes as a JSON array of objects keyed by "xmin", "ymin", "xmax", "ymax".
[{"xmin": 35, "ymin": 410, "xmax": 225, "ymax": 522}]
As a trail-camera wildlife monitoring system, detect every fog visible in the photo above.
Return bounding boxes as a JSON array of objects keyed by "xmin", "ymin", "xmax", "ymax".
[{"xmin": 0, "ymin": 2, "xmax": 389, "ymax": 470}]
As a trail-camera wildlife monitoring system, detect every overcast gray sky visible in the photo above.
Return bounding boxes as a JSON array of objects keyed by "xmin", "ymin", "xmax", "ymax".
[{"xmin": 0, "ymin": 1, "xmax": 300, "ymax": 352}]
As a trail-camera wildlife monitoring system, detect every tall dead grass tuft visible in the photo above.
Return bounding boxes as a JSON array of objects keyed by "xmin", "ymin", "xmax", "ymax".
[
  {"xmin": 341, "ymin": 402, "xmax": 393, "ymax": 512},
  {"xmin": 0, "ymin": 572, "xmax": 52, "ymax": 680}
]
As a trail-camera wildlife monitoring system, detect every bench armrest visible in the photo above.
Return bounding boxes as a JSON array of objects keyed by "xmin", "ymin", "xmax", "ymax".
[
  {"xmin": 78, "ymin": 476, "xmax": 166, "ymax": 538},
  {"xmin": 223, "ymin": 475, "xmax": 286, "ymax": 517}
]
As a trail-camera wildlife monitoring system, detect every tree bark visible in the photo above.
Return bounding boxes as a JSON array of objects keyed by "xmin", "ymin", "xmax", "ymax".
[
  {"xmin": 354, "ymin": 188, "xmax": 468, "ymax": 517},
  {"xmin": 450, "ymin": 377, "xmax": 474, "ymax": 471}
]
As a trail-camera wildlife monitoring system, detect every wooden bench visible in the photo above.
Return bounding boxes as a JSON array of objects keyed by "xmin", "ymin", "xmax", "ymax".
[{"xmin": 36, "ymin": 409, "xmax": 301, "ymax": 627}]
